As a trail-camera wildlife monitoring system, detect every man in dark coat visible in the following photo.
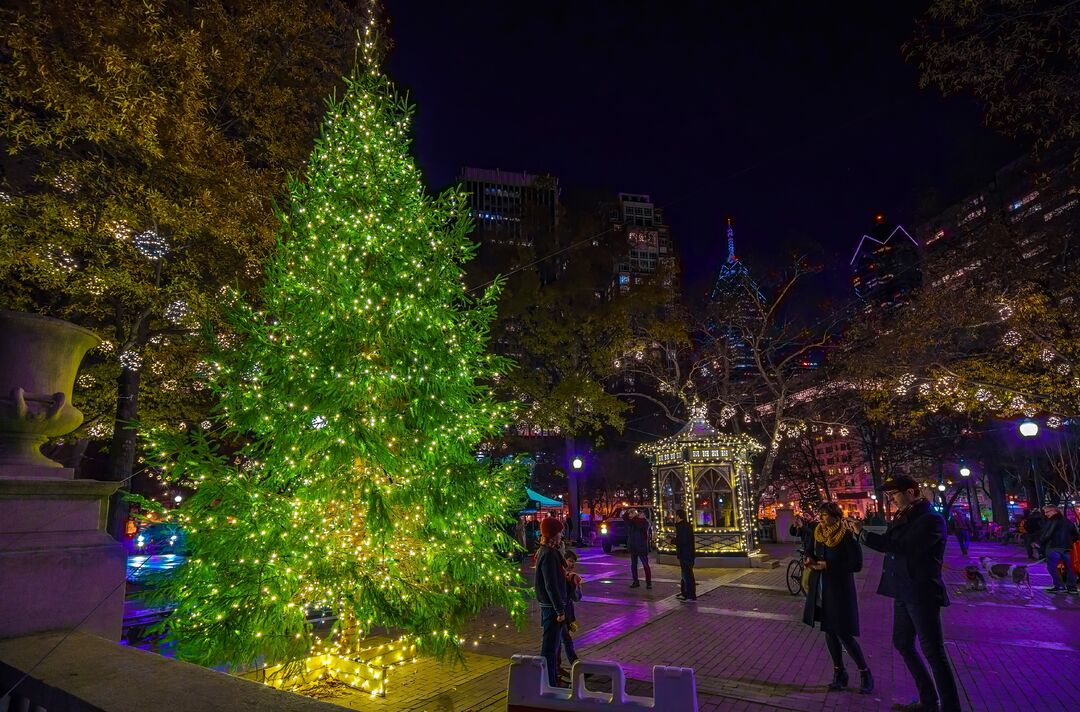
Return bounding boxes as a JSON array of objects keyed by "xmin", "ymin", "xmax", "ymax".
[
  {"xmin": 534, "ymin": 517, "xmax": 568, "ymax": 687},
  {"xmin": 1039, "ymin": 505, "xmax": 1078, "ymax": 593},
  {"xmin": 850, "ymin": 475, "xmax": 960, "ymax": 712},
  {"xmin": 623, "ymin": 509, "xmax": 652, "ymax": 589},
  {"xmin": 950, "ymin": 509, "xmax": 971, "ymax": 556},
  {"xmin": 673, "ymin": 509, "xmax": 696, "ymax": 601}
]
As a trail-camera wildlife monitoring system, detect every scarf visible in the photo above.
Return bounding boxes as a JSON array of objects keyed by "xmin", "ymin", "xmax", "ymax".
[{"xmin": 814, "ymin": 518, "xmax": 847, "ymax": 548}]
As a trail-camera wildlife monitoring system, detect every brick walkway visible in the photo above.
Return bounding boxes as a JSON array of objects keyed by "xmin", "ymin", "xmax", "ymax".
[{"xmin": 320, "ymin": 540, "xmax": 1080, "ymax": 711}]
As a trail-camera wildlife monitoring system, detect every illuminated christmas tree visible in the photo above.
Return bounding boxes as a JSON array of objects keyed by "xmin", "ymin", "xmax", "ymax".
[{"xmin": 141, "ymin": 31, "xmax": 525, "ymax": 671}]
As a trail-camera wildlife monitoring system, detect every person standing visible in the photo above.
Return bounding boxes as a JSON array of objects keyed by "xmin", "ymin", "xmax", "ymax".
[
  {"xmin": 673, "ymin": 509, "xmax": 696, "ymax": 601},
  {"xmin": 803, "ymin": 501, "xmax": 873, "ymax": 694},
  {"xmin": 1039, "ymin": 505, "xmax": 1079, "ymax": 594},
  {"xmin": 624, "ymin": 509, "xmax": 652, "ymax": 589},
  {"xmin": 848, "ymin": 476, "xmax": 960, "ymax": 712},
  {"xmin": 790, "ymin": 512, "xmax": 818, "ymax": 554},
  {"xmin": 534, "ymin": 517, "xmax": 568, "ymax": 687}
]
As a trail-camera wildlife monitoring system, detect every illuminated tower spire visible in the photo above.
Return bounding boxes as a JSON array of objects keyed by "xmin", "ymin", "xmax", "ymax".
[{"xmin": 726, "ymin": 217, "xmax": 736, "ymax": 263}]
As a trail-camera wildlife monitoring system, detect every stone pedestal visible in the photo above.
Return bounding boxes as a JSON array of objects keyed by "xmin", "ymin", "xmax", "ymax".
[
  {"xmin": 775, "ymin": 508, "xmax": 797, "ymax": 544},
  {"xmin": 0, "ymin": 469, "xmax": 126, "ymax": 641}
]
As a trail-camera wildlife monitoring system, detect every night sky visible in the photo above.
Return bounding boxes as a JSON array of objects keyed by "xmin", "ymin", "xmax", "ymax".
[{"xmin": 384, "ymin": 1, "xmax": 1020, "ymax": 307}]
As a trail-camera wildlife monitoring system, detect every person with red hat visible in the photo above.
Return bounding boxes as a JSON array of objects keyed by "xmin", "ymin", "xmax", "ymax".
[{"xmin": 535, "ymin": 515, "xmax": 568, "ymax": 687}]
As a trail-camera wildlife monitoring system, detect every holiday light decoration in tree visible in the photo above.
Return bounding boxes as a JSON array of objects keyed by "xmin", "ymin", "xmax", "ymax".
[{"xmin": 139, "ymin": 29, "xmax": 526, "ymax": 672}]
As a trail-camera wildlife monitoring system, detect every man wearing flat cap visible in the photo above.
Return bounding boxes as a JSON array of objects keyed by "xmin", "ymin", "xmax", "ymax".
[{"xmin": 848, "ymin": 475, "xmax": 960, "ymax": 712}]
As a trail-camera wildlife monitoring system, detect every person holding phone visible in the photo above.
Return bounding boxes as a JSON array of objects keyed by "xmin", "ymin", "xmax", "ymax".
[
  {"xmin": 848, "ymin": 476, "xmax": 959, "ymax": 712},
  {"xmin": 802, "ymin": 501, "xmax": 873, "ymax": 694}
]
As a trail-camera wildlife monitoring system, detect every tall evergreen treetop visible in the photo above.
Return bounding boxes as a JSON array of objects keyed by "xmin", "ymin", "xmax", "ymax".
[{"xmin": 143, "ymin": 31, "xmax": 525, "ymax": 669}]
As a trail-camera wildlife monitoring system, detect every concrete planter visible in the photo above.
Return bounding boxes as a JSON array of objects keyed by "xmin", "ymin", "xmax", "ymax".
[
  {"xmin": 0, "ymin": 312, "xmax": 123, "ymax": 641},
  {"xmin": 0, "ymin": 311, "xmax": 100, "ymax": 471}
]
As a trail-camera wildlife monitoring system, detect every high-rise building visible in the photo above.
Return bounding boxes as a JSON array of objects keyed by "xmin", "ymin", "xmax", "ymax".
[
  {"xmin": 707, "ymin": 219, "xmax": 763, "ymax": 376},
  {"xmin": 458, "ymin": 167, "xmax": 560, "ymax": 246},
  {"xmin": 849, "ymin": 214, "xmax": 921, "ymax": 314},
  {"xmin": 608, "ymin": 193, "xmax": 676, "ymax": 293},
  {"xmin": 916, "ymin": 153, "xmax": 1079, "ymax": 290}
]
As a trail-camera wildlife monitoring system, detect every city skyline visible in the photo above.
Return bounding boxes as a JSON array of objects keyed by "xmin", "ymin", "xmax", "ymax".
[{"xmin": 385, "ymin": 1, "xmax": 1021, "ymax": 306}]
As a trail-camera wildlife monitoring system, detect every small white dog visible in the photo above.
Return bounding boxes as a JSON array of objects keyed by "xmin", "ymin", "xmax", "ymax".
[{"xmin": 978, "ymin": 556, "xmax": 1033, "ymax": 597}]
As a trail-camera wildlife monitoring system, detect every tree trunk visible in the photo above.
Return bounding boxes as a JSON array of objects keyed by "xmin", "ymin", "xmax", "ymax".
[
  {"xmin": 986, "ymin": 468, "xmax": 1009, "ymax": 526},
  {"xmin": 66, "ymin": 437, "xmax": 90, "ymax": 477},
  {"xmin": 106, "ymin": 312, "xmax": 150, "ymax": 540}
]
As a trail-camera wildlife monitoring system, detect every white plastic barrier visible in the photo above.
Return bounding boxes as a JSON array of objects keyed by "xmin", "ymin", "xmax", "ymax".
[{"xmin": 506, "ymin": 655, "xmax": 697, "ymax": 712}]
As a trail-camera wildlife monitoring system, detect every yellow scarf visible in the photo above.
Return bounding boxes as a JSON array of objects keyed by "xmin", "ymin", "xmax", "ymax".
[{"xmin": 814, "ymin": 519, "xmax": 847, "ymax": 548}]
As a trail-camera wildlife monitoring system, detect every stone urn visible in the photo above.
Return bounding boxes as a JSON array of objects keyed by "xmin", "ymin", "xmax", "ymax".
[{"xmin": 0, "ymin": 311, "xmax": 100, "ymax": 471}]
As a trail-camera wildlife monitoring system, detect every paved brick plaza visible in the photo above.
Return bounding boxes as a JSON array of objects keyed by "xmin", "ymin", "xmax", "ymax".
[{"xmin": 323, "ymin": 538, "xmax": 1080, "ymax": 711}]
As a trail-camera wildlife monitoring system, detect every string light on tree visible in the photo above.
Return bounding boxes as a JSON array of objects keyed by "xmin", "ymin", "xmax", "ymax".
[
  {"xmin": 119, "ymin": 350, "xmax": 143, "ymax": 372},
  {"xmin": 133, "ymin": 228, "xmax": 169, "ymax": 259}
]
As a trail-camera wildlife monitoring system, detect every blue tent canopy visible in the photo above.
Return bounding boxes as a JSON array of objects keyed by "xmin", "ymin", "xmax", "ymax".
[{"xmin": 525, "ymin": 487, "xmax": 563, "ymax": 510}]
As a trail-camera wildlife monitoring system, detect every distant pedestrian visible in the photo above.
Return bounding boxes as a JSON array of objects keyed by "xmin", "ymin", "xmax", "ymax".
[
  {"xmin": 803, "ymin": 502, "xmax": 873, "ymax": 694},
  {"xmin": 534, "ymin": 517, "xmax": 568, "ymax": 687},
  {"xmin": 1039, "ymin": 505, "xmax": 1078, "ymax": 594},
  {"xmin": 849, "ymin": 476, "xmax": 961, "ymax": 712},
  {"xmin": 1023, "ymin": 508, "xmax": 1045, "ymax": 560},
  {"xmin": 526, "ymin": 517, "xmax": 541, "ymax": 552},
  {"xmin": 623, "ymin": 509, "xmax": 653, "ymax": 589},
  {"xmin": 556, "ymin": 550, "xmax": 584, "ymax": 680},
  {"xmin": 672, "ymin": 509, "xmax": 696, "ymax": 601},
  {"xmin": 950, "ymin": 509, "xmax": 971, "ymax": 557},
  {"xmin": 790, "ymin": 512, "xmax": 817, "ymax": 554}
]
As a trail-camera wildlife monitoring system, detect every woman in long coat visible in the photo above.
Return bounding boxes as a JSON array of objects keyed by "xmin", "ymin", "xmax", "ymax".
[{"xmin": 802, "ymin": 501, "xmax": 873, "ymax": 694}]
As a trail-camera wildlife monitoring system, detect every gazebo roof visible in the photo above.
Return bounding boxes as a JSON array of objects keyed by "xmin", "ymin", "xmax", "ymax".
[{"xmin": 635, "ymin": 407, "xmax": 763, "ymax": 459}]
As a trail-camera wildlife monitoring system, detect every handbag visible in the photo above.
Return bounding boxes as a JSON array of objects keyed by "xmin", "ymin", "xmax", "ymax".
[{"xmin": 1071, "ymin": 540, "xmax": 1080, "ymax": 576}]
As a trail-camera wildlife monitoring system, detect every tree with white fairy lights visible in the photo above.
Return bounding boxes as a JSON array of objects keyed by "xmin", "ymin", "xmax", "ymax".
[{"xmin": 139, "ymin": 31, "xmax": 526, "ymax": 671}]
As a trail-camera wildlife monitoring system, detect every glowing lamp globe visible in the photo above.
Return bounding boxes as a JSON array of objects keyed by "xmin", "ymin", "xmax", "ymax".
[
  {"xmin": 571, "ymin": 457, "xmax": 583, "ymax": 470},
  {"xmin": 959, "ymin": 466, "xmax": 971, "ymax": 477},
  {"xmin": 937, "ymin": 484, "xmax": 946, "ymax": 492},
  {"xmin": 1019, "ymin": 420, "xmax": 1039, "ymax": 438}
]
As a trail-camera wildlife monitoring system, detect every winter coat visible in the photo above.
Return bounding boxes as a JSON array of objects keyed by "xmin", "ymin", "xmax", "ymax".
[
  {"xmin": 1025, "ymin": 513, "xmax": 1044, "ymax": 537},
  {"xmin": 624, "ymin": 513, "xmax": 651, "ymax": 554},
  {"xmin": 802, "ymin": 530, "xmax": 863, "ymax": 636},
  {"xmin": 534, "ymin": 545, "xmax": 568, "ymax": 615},
  {"xmin": 674, "ymin": 520, "xmax": 695, "ymax": 562},
  {"xmin": 862, "ymin": 498, "xmax": 949, "ymax": 607},
  {"xmin": 1040, "ymin": 514, "xmax": 1079, "ymax": 551},
  {"xmin": 564, "ymin": 572, "xmax": 583, "ymax": 623}
]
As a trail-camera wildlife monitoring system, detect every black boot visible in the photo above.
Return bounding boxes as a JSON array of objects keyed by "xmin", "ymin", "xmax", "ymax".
[
  {"xmin": 827, "ymin": 667, "xmax": 848, "ymax": 690},
  {"xmin": 858, "ymin": 668, "xmax": 873, "ymax": 694}
]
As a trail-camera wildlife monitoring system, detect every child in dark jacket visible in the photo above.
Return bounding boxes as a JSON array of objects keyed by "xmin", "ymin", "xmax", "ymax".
[{"xmin": 556, "ymin": 549, "xmax": 584, "ymax": 679}]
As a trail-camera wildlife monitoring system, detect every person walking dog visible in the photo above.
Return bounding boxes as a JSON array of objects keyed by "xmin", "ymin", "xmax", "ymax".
[
  {"xmin": 1040, "ymin": 504, "xmax": 1079, "ymax": 594},
  {"xmin": 848, "ymin": 476, "xmax": 960, "ymax": 712},
  {"xmin": 804, "ymin": 501, "xmax": 873, "ymax": 694},
  {"xmin": 534, "ymin": 516, "xmax": 568, "ymax": 687}
]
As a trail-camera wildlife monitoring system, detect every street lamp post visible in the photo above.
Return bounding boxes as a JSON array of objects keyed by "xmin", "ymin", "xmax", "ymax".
[
  {"xmin": 569, "ymin": 455, "xmax": 584, "ymax": 546},
  {"xmin": 1019, "ymin": 419, "xmax": 1043, "ymax": 508},
  {"xmin": 960, "ymin": 463, "xmax": 980, "ymax": 537}
]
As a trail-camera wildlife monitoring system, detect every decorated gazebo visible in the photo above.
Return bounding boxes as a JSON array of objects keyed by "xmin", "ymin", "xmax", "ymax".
[{"xmin": 636, "ymin": 404, "xmax": 764, "ymax": 566}]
